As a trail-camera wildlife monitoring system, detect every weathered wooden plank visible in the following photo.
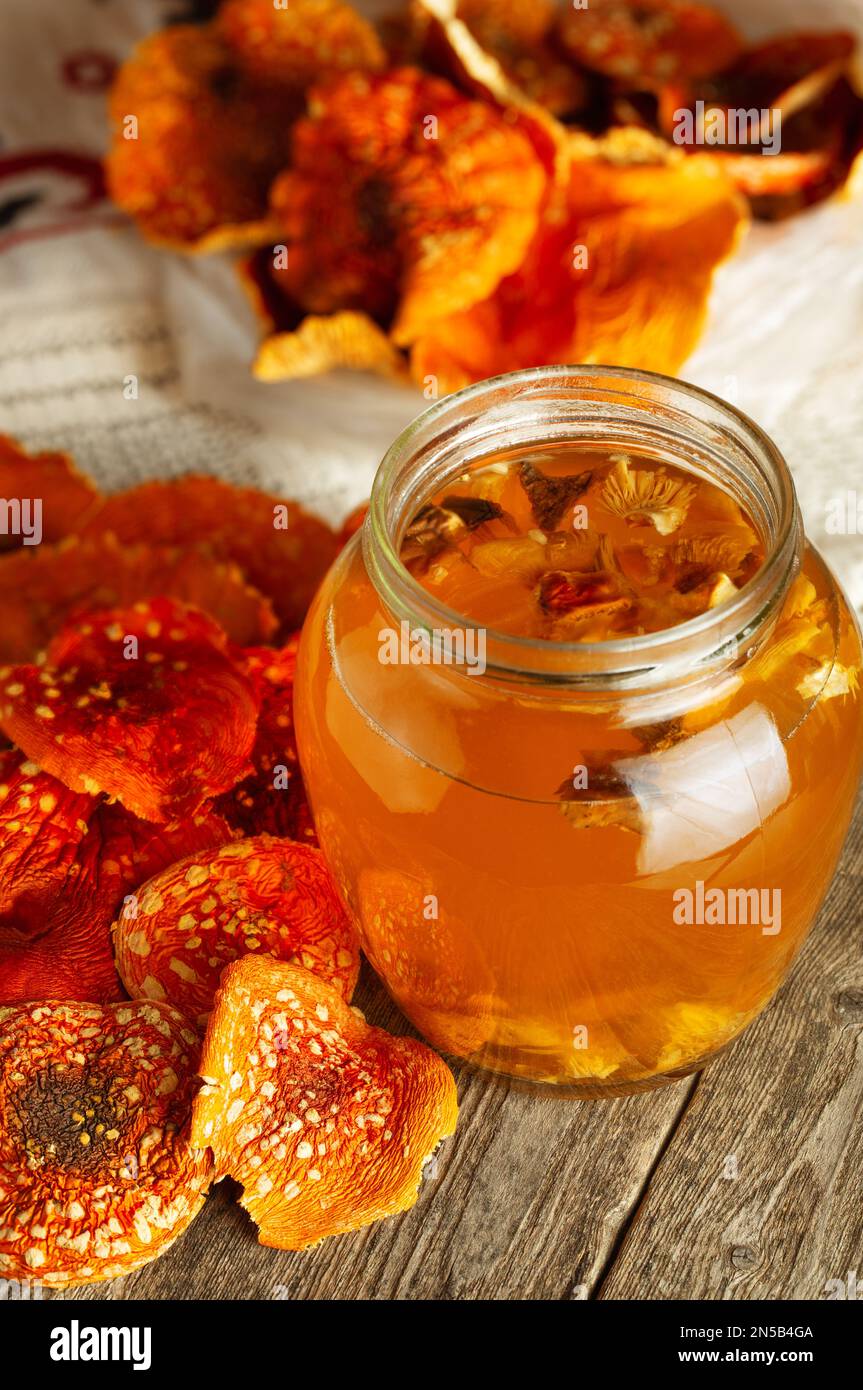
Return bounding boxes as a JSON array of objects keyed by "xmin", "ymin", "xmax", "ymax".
[
  {"xmin": 64, "ymin": 973, "xmax": 693, "ymax": 1301},
  {"xmin": 599, "ymin": 800, "xmax": 863, "ymax": 1301}
]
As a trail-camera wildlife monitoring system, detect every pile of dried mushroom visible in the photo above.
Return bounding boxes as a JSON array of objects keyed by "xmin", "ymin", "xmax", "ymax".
[
  {"xmin": 105, "ymin": 0, "xmax": 863, "ymax": 392},
  {"xmin": 0, "ymin": 437, "xmax": 457, "ymax": 1287}
]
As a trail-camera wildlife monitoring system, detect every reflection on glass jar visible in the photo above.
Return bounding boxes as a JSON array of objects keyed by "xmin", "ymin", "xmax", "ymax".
[{"xmin": 295, "ymin": 368, "xmax": 863, "ymax": 1092}]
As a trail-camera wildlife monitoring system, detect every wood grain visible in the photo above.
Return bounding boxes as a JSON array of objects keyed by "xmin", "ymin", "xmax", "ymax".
[
  {"xmin": 599, "ymin": 801, "xmax": 863, "ymax": 1301},
  {"xmin": 60, "ymin": 801, "xmax": 862, "ymax": 1302}
]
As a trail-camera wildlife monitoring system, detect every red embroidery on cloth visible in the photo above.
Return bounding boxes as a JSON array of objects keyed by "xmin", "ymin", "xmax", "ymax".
[
  {"xmin": 61, "ymin": 52, "xmax": 118, "ymax": 93},
  {"xmin": 0, "ymin": 151, "xmax": 114, "ymax": 251}
]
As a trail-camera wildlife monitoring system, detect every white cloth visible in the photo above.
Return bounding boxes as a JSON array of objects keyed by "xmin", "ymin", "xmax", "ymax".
[{"xmin": 0, "ymin": 0, "xmax": 861, "ymax": 607}]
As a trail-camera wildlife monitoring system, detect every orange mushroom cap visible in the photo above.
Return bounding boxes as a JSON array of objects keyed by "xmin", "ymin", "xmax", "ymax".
[
  {"xmin": 105, "ymin": 24, "xmax": 297, "ymax": 251},
  {"xmin": 217, "ymin": 0, "xmax": 385, "ymax": 86},
  {"xmin": 79, "ymin": 476, "xmax": 339, "ymax": 633},
  {"xmin": 0, "ymin": 999, "xmax": 211, "ymax": 1288},
  {"xmin": 192, "ymin": 956, "xmax": 458, "ymax": 1249},
  {"xmin": 114, "ymin": 836, "xmax": 360, "ymax": 1025},
  {"xmin": 0, "ymin": 597, "xmax": 259, "ymax": 824},
  {"xmin": 0, "ymin": 748, "xmax": 95, "ymax": 917},
  {"xmin": 106, "ymin": 4, "xmax": 384, "ymax": 251},
  {"xmin": 556, "ymin": 0, "xmax": 743, "ymax": 89},
  {"xmin": 0, "ymin": 435, "xmax": 99, "ymax": 551},
  {"xmin": 0, "ymin": 533, "xmax": 277, "ymax": 665},
  {"xmin": 268, "ymin": 66, "xmax": 547, "ymax": 346},
  {"xmin": 215, "ymin": 638, "xmax": 317, "ymax": 844},
  {"xmin": 0, "ymin": 799, "xmax": 235, "ymax": 1007},
  {"xmin": 414, "ymin": 0, "xmax": 588, "ymax": 117},
  {"xmin": 410, "ymin": 130, "xmax": 746, "ymax": 391}
]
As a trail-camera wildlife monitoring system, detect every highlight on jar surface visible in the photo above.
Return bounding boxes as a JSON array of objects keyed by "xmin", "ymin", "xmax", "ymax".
[{"xmin": 294, "ymin": 366, "xmax": 863, "ymax": 1091}]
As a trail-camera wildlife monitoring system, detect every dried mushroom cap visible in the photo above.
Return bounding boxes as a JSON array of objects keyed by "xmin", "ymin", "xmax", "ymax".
[
  {"xmin": 556, "ymin": 0, "xmax": 743, "ymax": 88},
  {"xmin": 406, "ymin": 505, "xmax": 465, "ymax": 542},
  {"xmin": 242, "ymin": 640, "xmax": 301, "ymax": 703},
  {"xmin": 216, "ymin": 638, "xmax": 317, "ymax": 844},
  {"xmin": 695, "ymin": 120, "xmax": 850, "ymax": 206},
  {"xmin": 415, "ymin": 0, "xmax": 587, "ymax": 116},
  {"xmin": 560, "ymin": 797, "xmax": 643, "ymax": 833},
  {"xmin": 0, "ymin": 749, "xmax": 95, "ymax": 916},
  {"xmin": 90, "ymin": 800, "xmax": 236, "ymax": 896},
  {"xmin": 0, "ymin": 435, "xmax": 99, "ymax": 551},
  {"xmin": 519, "ymin": 461, "xmax": 592, "ymax": 531},
  {"xmin": 654, "ymin": 1001, "xmax": 748, "ymax": 1073},
  {"xmin": 456, "ymin": 0, "xmax": 558, "ymax": 50},
  {"xmin": 545, "ymin": 527, "xmax": 602, "ymax": 570},
  {"xmin": 0, "ymin": 534, "xmax": 278, "ymax": 665},
  {"xmin": 403, "ymin": 494, "xmax": 505, "ymax": 569},
  {"xmin": 630, "ymin": 719, "xmax": 685, "ymax": 752},
  {"xmin": 0, "ymin": 999, "xmax": 211, "ymax": 1288},
  {"xmin": 538, "ymin": 570, "xmax": 632, "ymax": 623},
  {"xmin": 0, "ymin": 873, "xmax": 126, "ymax": 1010},
  {"xmin": 0, "ymin": 800, "xmax": 234, "ymax": 1007},
  {"xmin": 401, "ymin": 502, "xmax": 469, "ymax": 568},
  {"xmin": 747, "ymin": 569, "xmax": 834, "ymax": 685},
  {"xmin": 670, "ymin": 531, "xmax": 754, "ymax": 579},
  {"xmin": 471, "ymin": 536, "xmax": 546, "ymax": 581},
  {"xmin": 439, "ymin": 495, "xmax": 504, "ymax": 529},
  {"xmin": 218, "ymin": 0, "xmax": 385, "ymax": 84},
  {"xmin": 705, "ymin": 573, "xmax": 739, "ymax": 608},
  {"xmin": 192, "ymin": 956, "xmax": 458, "ymax": 1250},
  {"xmin": 0, "ymin": 597, "xmax": 258, "ymax": 824},
  {"xmin": 268, "ymin": 67, "xmax": 546, "ymax": 345},
  {"xmin": 79, "ymin": 475, "xmax": 339, "ymax": 632},
  {"xmin": 600, "ymin": 457, "xmax": 696, "ymax": 534},
  {"xmin": 105, "ymin": 25, "xmax": 298, "ymax": 250},
  {"xmin": 797, "ymin": 659, "xmax": 860, "ymax": 703},
  {"xmin": 657, "ymin": 33, "xmax": 863, "ymax": 216},
  {"xmin": 114, "ymin": 836, "xmax": 359, "ymax": 1025},
  {"xmin": 748, "ymin": 615, "xmax": 831, "ymax": 685},
  {"xmin": 662, "ymin": 30, "xmax": 857, "ymax": 127},
  {"xmin": 254, "ymin": 312, "xmax": 408, "ymax": 383},
  {"xmin": 410, "ymin": 143, "xmax": 746, "ymax": 393},
  {"xmin": 556, "ymin": 762, "xmax": 643, "ymax": 833}
]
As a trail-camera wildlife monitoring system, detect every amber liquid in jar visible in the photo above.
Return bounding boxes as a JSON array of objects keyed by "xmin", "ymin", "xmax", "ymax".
[
  {"xmin": 406, "ymin": 447, "xmax": 766, "ymax": 640},
  {"xmin": 297, "ymin": 427, "xmax": 863, "ymax": 1090}
]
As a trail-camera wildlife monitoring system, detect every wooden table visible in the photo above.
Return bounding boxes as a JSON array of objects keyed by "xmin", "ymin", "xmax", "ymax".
[{"xmin": 66, "ymin": 799, "xmax": 863, "ymax": 1303}]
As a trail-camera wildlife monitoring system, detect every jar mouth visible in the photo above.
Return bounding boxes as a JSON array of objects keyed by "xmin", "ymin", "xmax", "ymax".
[{"xmin": 367, "ymin": 365, "xmax": 802, "ymax": 689}]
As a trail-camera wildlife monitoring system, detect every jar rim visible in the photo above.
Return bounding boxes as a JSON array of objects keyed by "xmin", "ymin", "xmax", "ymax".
[{"xmin": 366, "ymin": 365, "xmax": 802, "ymax": 689}]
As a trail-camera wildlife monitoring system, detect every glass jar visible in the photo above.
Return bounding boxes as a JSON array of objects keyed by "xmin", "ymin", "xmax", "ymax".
[{"xmin": 294, "ymin": 367, "xmax": 863, "ymax": 1092}]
